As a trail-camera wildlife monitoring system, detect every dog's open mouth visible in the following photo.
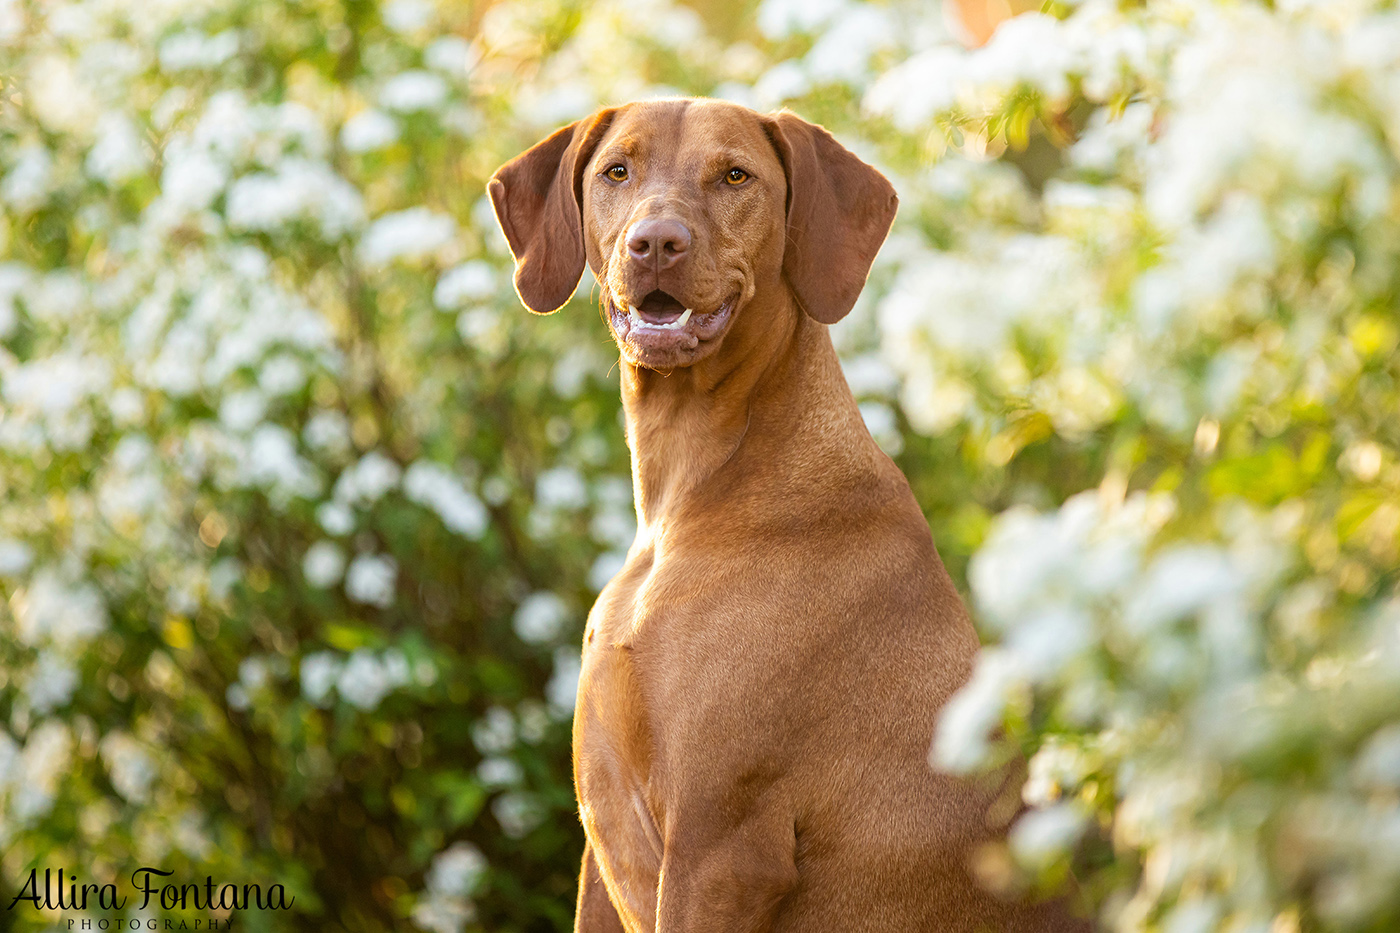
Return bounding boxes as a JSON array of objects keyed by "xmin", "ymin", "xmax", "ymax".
[
  {"xmin": 633, "ymin": 290, "xmax": 690, "ymax": 327},
  {"xmin": 607, "ymin": 289, "xmax": 737, "ymax": 356}
]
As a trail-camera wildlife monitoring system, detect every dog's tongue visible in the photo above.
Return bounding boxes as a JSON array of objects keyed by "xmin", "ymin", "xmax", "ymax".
[{"xmin": 639, "ymin": 290, "xmax": 685, "ymax": 323}]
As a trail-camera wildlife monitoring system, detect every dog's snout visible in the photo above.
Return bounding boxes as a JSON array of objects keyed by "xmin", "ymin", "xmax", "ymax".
[{"xmin": 626, "ymin": 218, "xmax": 691, "ymax": 270}]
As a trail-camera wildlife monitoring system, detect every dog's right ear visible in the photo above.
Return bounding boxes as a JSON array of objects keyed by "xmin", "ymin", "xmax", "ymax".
[{"xmin": 488, "ymin": 110, "xmax": 615, "ymax": 315}]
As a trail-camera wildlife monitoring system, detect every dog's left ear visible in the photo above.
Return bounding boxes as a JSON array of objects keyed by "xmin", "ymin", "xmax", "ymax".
[
  {"xmin": 489, "ymin": 110, "xmax": 616, "ymax": 315},
  {"xmin": 765, "ymin": 111, "xmax": 898, "ymax": 325}
]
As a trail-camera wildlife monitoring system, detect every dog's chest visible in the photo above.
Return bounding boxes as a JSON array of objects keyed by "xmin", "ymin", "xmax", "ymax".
[{"xmin": 573, "ymin": 539, "xmax": 749, "ymax": 928}]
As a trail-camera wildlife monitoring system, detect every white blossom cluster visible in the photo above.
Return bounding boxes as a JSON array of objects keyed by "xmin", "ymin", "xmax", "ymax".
[
  {"xmin": 0, "ymin": 0, "xmax": 747, "ymax": 926},
  {"xmin": 298, "ymin": 647, "xmax": 430, "ymax": 710},
  {"xmin": 859, "ymin": 0, "xmax": 1400, "ymax": 444},
  {"xmin": 412, "ymin": 841, "xmax": 487, "ymax": 933},
  {"xmin": 776, "ymin": 0, "xmax": 1400, "ymax": 928}
]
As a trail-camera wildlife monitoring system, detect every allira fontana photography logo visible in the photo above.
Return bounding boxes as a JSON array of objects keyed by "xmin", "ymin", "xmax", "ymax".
[{"xmin": 7, "ymin": 867, "xmax": 295, "ymax": 926}]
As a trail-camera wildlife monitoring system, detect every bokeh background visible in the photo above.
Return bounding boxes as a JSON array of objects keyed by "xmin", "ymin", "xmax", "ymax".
[{"xmin": 3, "ymin": 0, "xmax": 1400, "ymax": 930}]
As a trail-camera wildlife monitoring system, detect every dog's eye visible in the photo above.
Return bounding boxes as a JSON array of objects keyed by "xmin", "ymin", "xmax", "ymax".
[
  {"xmin": 725, "ymin": 168, "xmax": 749, "ymax": 185},
  {"xmin": 604, "ymin": 165, "xmax": 628, "ymax": 183}
]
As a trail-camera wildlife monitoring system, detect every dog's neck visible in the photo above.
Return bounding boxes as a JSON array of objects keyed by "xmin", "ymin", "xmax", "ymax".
[{"xmin": 619, "ymin": 286, "xmax": 872, "ymax": 531}]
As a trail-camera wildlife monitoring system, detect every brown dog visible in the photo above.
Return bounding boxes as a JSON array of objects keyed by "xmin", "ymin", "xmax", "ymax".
[{"xmin": 490, "ymin": 99, "xmax": 1083, "ymax": 932}]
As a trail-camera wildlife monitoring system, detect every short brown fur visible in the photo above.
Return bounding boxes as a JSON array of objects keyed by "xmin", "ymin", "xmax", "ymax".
[{"xmin": 490, "ymin": 98, "xmax": 1086, "ymax": 933}]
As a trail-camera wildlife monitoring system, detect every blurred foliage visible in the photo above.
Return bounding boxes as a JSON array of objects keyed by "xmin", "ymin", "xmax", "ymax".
[{"xmin": 3, "ymin": 0, "xmax": 1400, "ymax": 931}]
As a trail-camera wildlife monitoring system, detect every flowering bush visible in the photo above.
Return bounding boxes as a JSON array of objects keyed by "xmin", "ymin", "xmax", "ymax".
[
  {"xmin": 2, "ymin": 0, "xmax": 1397, "ymax": 930},
  {"xmin": 853, "ymin": 3, "xmax": 1400, "ymax": 931}
]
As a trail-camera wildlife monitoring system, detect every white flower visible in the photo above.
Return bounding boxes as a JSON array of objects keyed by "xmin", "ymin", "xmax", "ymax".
[
  {"xmin": 864, "ymin": 48, "xmax": 964, "ymax": 131},
  {"xmin": 100, "ymin": 732, "xmax": 157, "ymax": 803},
  {"xmin": 1071, "ymin": 102, "xmax": 1155, "ymax": 172},
  {"xmin": 226, "ymin": 682, "xmax": 251, "ymax": 711},
  {"xmin": 27, "ymin": 54, "xmax": 97, "ymax": 133},
  {"xmin": 534, "ymin": 466, "xmax": 587, "ymax": 510},
  {"xmin": 24, "ymin": 652, "xmax": 78, "ymax": 713},
  {"xmin": 512, "ymin": 84, "xmax": 594, "ymax": 127},
  {"xmin": 239, "ymin": 656, "xmax": 271, "ymax": 692},
  {"xmin": 492, "ymin": 791, "xmax": 544, "ymax": 838},
  {"xmin": 336, "ymin": 648, "xmax": 393, "ymax": 710},
  {"xmin": 14, "ymin": 570, "xmax": 108, "ymax": 648},
  {"xmin": 587, "ymin": 551, "xmax": 628, "ymax": 592},
  {"xmin": 477, "ymin": 756, "xmax": 523, "ymax": 788},
  {"xmin": 471, "ymin": 707, "xmax": 515, "ymax": 755},
  {"xmin": 964, "ymin": 13, "xmax": 1077, "ymax": 102},
  {"xmin": 1122, "ymin": 545, "xmax": 1238, "ymax": 636},
  {"xmin": 107, "ymin": 387, "xmax": 145, "ymax": 425},
  {"xmin": 86, "ymin": 113, "xmax": 147, "ymax": 183},
  {"xmin": 340, "ymin": 109, "xmax": 399, "ymax": 153},
  {"xmin": 218, "ymin": 389, "xmax": 267, "ymax": 432},
  {"xmin": 1354, "ymin": 725, "xmax": 1400, "ymax": 790},
  {"xmin": 382, "ymin": 0, "xmax": 434, "ymax": 33},
  {"xmin": 383, "ymin": 648, "xmax": 412, "ymax": 687},
  {"xmin": 1023, "ymin": 740, "xmax": 1088, "ymax": 807},
  {"xmin": 1, "ymin": 142, "xmax": 53, "ymax": 212},
  {"xmin": 412, "ymin": 898, "xmax": 474, "ymax": 933},
  {"xmin": 425, "ymin": 37, "xmax": 479, "ymax": 76},
  {"xmin": 425, "ymin": 842, "xmax": 487, "ymax": 898},
  {"xmin": 357, "ymin": 207, "xmax": 456, "ymax": 266},
  {"xmin": 589, "ymin": 508, "xmax": 636, "ymax": 549},
  {"xmin": 858, "ymin": 401, "xmax": 902, "ymax": 455},
  {"xmin": 157, "ymin": 144, "xmax": 228, "ymax": 214},
  {"xmin": 931, "ymin": 649, "xmax": 1022, "ymax": 774},
  {"xmin": 0, "ymin": 539, "xmax": 33, "ymax": 577},
  {"xmin": 756, "ymin": 0, "xmax": 847, "ymax": 39},
  {"xmin": 456, "ymin": 308, "xmax": 497, "ymax": 344},
  {"xmin": 433, "ymin": 261, "xmax": 497, "ymax": 309},
  {"xmin": 1162, "ymin": 900, "xmax": 1223, "ymax": 933},
  {"xmin": 258, "ymin": 354, "xmax": 306, "ymax": 396},
  {"xmin": 241, "ymin": 424, "xmax": 320, "ymax": 501},
  {"xmin": 1005, "ymin": 606, "xmax": 1094, "ymax": 679},
  {"xmin": 303, "ymin": 541, "xmax": 346, "ymax": 587},
  {"xmin": 3, "ymin": 350, "xmax": 111, "ymax": 420},
  {"xmin": 335, "ymin": 451, "xmax": 402, "ymax": 504},
  {"xmin": 1009, "ymin": 803, "xmax": 1087, "ymax": 870},
  {"xmin": 513, "ymin": 592, "xmax": 570, "ymax": 644},
  {"xmin": 300, "ymin": 651, "xmax": 342, "ymax": 706},
  {"xmin": 403, "ymin": 460, "xmax": 489, "ymax": 538},
  {"xmin": 13, "ymin": 721, "xmax": 71, "ymax": 821},
  {"xmin": 316, "ymin": 501, "xmax": 356, "ymax": 536},
  {"xmin": 841, "ymin": 353, "xmax": 899, "ymax": 397},
  {"xmin": 303, "ymin": 410, "xmax": 351, "ymax": 454},
  {"xmin": 209, "ymin": 559, "xmax": 242, "ymax": 602},
  {"xmin": 225, "ymin": 158, "xmax": 365, "ymax": 238},
  {"xmin": 546, "ymin": 648, "xmax": 582, "ymax": 713},
  {"xmin": 805, "ymin": 5, "xmax": 894, "ymax": 83},
  {"xmin": 345, "ymin": 553, "xmax": 397, "ymax": 607},
  {"xmin": 159, "ymin": 29, "xmax": 239, "ymax": 73},
  {"xmin": 379, "ymin": 70, "xmax": 449, "ymax": 113},
  {"xmin": 752, "ymin": 60, "xmax": 810, "ymax": 108}
]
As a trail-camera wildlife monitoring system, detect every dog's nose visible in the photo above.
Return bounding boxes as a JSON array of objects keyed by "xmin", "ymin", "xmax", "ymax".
[{"xmin": 626, "ymin": 219, "xmax": 691, "ymax": 270}]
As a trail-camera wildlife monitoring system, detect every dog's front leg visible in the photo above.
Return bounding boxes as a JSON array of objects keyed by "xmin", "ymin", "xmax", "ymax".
[
  {"xmin": 576, "ymin": 839, "xmax": 626, "ymax": 933},
  {"xmin": 655, "ymin": 806, "xmax": 798, "ymax": 933}
]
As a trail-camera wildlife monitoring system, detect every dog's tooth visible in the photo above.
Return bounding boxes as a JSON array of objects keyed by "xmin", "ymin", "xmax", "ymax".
[{"xmin": 677, "ymin": 308, "xmax": 693, "ymax": 327}]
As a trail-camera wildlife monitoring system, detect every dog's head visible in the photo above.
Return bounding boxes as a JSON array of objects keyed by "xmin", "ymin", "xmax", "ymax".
[{"xmin": 489, "ymin": 98, "xmax": 897, "ymax": 370}]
